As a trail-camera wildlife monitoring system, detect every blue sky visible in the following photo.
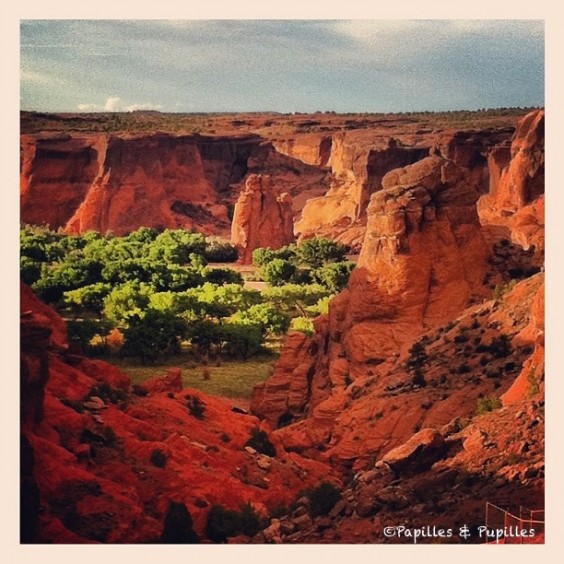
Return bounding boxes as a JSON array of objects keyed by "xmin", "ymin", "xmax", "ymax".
[{"xmin": 20, "ymin": 19, "xmax": 544, "ymax": 113}]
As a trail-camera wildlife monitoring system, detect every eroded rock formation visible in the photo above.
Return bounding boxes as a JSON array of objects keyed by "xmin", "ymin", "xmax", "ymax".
[
  {"xmin": 230, "ymin": 174, "xmax": 295, "ymax": 264},
  {"xmin": 252, "ymin": 112, "xmax": 544, "ymax": 477},
  {"xmin": 478, "ymin": 110, "xmax": 545, "ymax": 258},
  {"xmin": 296, "ymin": 135, "xmax": 430, "ymax": 249}
]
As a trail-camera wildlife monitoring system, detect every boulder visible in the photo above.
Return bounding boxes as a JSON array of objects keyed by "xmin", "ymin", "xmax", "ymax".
[{"xmin": 380, "ymin": 428, "xmax": 447, "ymax": 476}]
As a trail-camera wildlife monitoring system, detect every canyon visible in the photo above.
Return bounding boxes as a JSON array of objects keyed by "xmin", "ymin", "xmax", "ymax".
[{"xmin": 19, "ymin": 108, "xmax": 545, "ymax": 543}]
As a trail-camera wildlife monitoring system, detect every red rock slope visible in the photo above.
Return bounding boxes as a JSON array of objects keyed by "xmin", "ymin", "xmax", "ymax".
[{"xmin": 20, "ymin": 284, "xmax": 335, "ymax": 543}]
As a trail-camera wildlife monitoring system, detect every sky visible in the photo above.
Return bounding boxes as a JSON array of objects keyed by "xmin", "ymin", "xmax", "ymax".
[{"xmin": 19, "ymin": 19, "xmax": 544, "ymax": 114}]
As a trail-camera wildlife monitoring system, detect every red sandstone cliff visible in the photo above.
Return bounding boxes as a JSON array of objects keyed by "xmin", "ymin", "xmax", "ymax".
[
  {"xmin": 20, "ymin": 133, "xmax": 262, "ymax": 236},
  {"xmin": 230, "ymin": 174, "xmax": 295, "ymax": 264},
  {"xmin": 295, "ymin": 128, "xmax": 514, "ymax": 250},
  {"xmin": 478, "ymin": 110, "xmax": 544, "ymax": 258},
  {"xmin": 252, "ymin": 111, "xmax": 544, "ymax": 474}
]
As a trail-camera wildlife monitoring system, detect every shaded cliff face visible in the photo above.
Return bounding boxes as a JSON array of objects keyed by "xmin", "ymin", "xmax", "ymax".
[
  {"xmin": 272, "ymin": 134, "xmax": 332, "ymax": 167},
  {"xmin": 20, "ymin": 134, "xmax": 105, "ymax": 229},
  {"xmin": 230, "ymin": 174, "xmax": 295, "ymax": 264},
  {"xmin": 20, "ymin": 284, "xmax": 336, "ymax": 543},
  {"xmin": 21, "ymin": 133, "xmax": 263, "ymax": 236}
]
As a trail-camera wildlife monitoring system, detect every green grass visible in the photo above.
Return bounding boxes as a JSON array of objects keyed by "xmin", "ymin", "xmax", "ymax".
[{"xmin": 108, "ymin": 353, "xmax": 277, "ymax": 401}]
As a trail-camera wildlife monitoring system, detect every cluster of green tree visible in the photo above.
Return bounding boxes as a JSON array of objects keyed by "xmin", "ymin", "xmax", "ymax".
[
  {"xmin": 20, "ymin": 226, "xmax": 355, "ymax": 361},
  {"xmin": 252, "ymin": 238, "xmax": 355, "ymax": 335},
  {"xmin": 252, "ymin": 238, "xmax": 354, "ymax": 292}
]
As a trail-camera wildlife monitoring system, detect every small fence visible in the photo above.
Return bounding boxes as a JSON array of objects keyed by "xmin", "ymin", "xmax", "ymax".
[{"xmin": 484, "ymin": 502, "xmax": 545, "ymax": 544}]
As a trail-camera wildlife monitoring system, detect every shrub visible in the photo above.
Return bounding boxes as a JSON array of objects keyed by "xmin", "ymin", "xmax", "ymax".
[
  {"xmin": 85, "ymin": 383, "xmax": 127, "ymax": 404},
  {"xmin": 457, "ymin": 363, "xmax": 472, "ymax": 374},
  {"xmin": 150, "ymin": 448, "xmax": 168, "ymax": 468},
  {"xmin": 204, "ymin": 239, "xmax": 238, "ymax": 263},
  {"xmin": 311, "ymin": 261, "xmax": 355, "ymax": 293},
  {"xmin": 305, "ymin": 482, "xmax": 341, "ymax": 517},
  {"xmin": 161, "ymin": 501, "xmax": 200, "ymax": 543},
  {"xmin": 407, "ymin": 342, "xmax": 428, "ymax": 387},
  {"xmin": 476, "ymin": 394, "xmax": 502, "ymax": 415},
  {"xmin": 245, "ymin": 428, "xmax": 276, "ymax": 457},
  {"xmin": 412, "ymin": 368, "xmax": 427, "ymax": 387},
  {"xmin": 277, "ymin": 411, "xmax": 294, "ymax": 428},
  {"xmin": 527, "ymin": 365, "xmax": 540, "ymax": 396},
  {"xmin": 204, "ymin": 502, "xmax": 264, "ymax": 542},
  {"xmin": 237, "ymin": 502, "xmax": 262, "ymax": 537},
  {"xmin": 488, "ymin": 335, "xmax": 512, "ymax": 358},
  {"xmin": 262, "ymin": 258, "xmax": 297, "ymax": 286},
  {"xmin": 454, "ymin": 333, "xmax": 469, "ymax": 344},
  {"xmin": 205, "ymin": 505, "xmax": 241, "ymax": 543},
  {"xmin": 186, "ymin": 395, "xmax": 206, "ymax": 420},
  {"xmin": 297, "ymin": 238, "xmax": 349, "ymax": 268}
]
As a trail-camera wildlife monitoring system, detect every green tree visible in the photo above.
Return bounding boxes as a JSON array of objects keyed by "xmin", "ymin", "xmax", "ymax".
[
  {"xmin": 20, "ymin": 256, "xmax": 43, "ymax": 286},
  {"xmin": 230, "ymin": 303, "xmax": 290, "ymax": 337},
  {"xmin": 311, "ymin": 261, "xmax": 355, "ymax": 293},
  {"xmin": 64, "ymin": 283, "xmax": 113, "ymax": 317},
  {"xmin": 33, "ymin": 258, "xmax": 103, "ymax": 304},
  {"xmin": 262, "ymin": 283, "xmax": 330, "ymax": 316},
  {"xmin": 186, "ymin": 319, "xmax": 224, "ymax": 359},
  {"xmin": 204, "ymin": 239, "xmax": 238, "ymax": 262},
  {"xmin": 203, "ymin": 267, "xmax": 244, "ymax": 286},
  {"xmin": 291, "ymin": 317, "xmax": 315, "ymax": 336},
  {"xmin": 262, "ymin": 258, "xmax": 297, "ymax": 286},
  {"xmin": 103, "ymin": 281, "xmax": 153, "ymax": 325},
  {"xmin": 148, "ymin": 230, "xmax": 206, "ymax": 264},
  {"xmin": 220, "ymin": 322, "xmax": 263, "ymax": 359},
  {"xmin": 298, "ymin": 238, "xmax": 349, "ymax": 268},
  {"xmin": 121, "ymin": 309, "xmax": 186, "ymax": 363}
]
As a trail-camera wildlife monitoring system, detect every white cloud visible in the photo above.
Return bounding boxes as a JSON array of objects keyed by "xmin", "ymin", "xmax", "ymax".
[
  {"xmin": 104, "ymin": 96, "xmax": 121, "ymax": 111},
  {"xmin": 77, "ymin": 97, "xmax": 163, "ymax": 112}
]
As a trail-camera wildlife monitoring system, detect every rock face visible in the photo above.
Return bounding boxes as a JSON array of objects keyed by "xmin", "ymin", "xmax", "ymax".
[
  {"xmin": 252, "ymin": 154, "xmax": 492, "ymax": 443},
  {"xmin": 478, "ymin": 110, "xmax": 545, "ymax": 258},
  {"xmin": 296, "ymin": 135, "xmax": 430, "ymax": 249},
  {"xmin": 341, "ymin": 155, "xmax": 489, "ymax": 363},
  {"xmin": 21, "ymin": 133, "xmax": 262, "ymax": 235},
  {"xmin": 20, "ymin": 284, "xmax": 336, "ymax": 543},
  {"xmin": 272, "ymin": 134, "xmax": 332, "ymax": 167},
  {"xmin": 20, "ymin": 134, "xmax": 105, "ymax": 229},
  {"xmin": 252, "ymin": 112, "xmax": 544, "ymax": 474},
  {"xmin": 230, "ymin": 174, "xmax": 295, "ymax": 264}
]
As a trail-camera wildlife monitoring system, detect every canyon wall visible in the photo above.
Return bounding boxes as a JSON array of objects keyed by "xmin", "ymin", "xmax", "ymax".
[
  {"xmin": 295, "ymin": 128, "xmax": 515, "ymax": 250},
  {"xmin": 21, "ymin": 133, "xmax": 263, "ymax": 235},
  {"xmin": 252, "ymin": 110, "xmax": 545, "ymax": 471}
]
